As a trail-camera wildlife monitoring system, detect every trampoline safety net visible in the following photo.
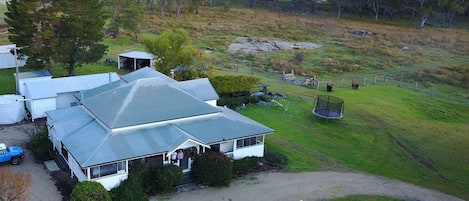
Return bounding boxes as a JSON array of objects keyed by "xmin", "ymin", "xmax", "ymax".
[{"xmin": 312, "ymin": 95, "xmax": 344, "ymax": 119}]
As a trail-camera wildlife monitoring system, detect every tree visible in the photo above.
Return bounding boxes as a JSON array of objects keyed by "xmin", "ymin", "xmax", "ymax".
[
  {"xmin": 105, "ymin": 0, "xmax": 145, "ymax": 38},
  {"xmin": 52, "ymin": 0, "xmax": 108, "ymax": 76},
  {"xmin": 144, "ymin": 29, "xmax": 210, "ymax": 80},
  {"xmin": 368, "ymin": 0, "xmax": 383, "ymax": 21},
  {"xmin": 70, "ymin": 181, "xmax": 111, "ymax": 201},
  {"xmin": 0, "ymin": 169, "xmax": 32, "ymax": 201},
  {"xmin": 436, "ymin": 0, "xmax": 468, "ymax": 27},
  {"xmin": 5, "ymin": 0, "xmax": 55, "ymax": 71}
]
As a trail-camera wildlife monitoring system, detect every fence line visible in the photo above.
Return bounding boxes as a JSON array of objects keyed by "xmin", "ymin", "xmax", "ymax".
[{"xmin": 227, "ymin": 66, "xmax": 469, "ymax": 105}]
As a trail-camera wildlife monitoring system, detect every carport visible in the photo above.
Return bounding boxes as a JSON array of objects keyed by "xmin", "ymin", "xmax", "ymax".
[{"xmin": 117, "ymin": 51, "xmax": 155, "ymax": 71}]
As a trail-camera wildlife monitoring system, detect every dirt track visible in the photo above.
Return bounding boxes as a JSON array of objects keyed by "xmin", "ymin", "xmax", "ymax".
[{"xmin": 164, "ymin": 171, "xmax": 463, "ymax": 201}]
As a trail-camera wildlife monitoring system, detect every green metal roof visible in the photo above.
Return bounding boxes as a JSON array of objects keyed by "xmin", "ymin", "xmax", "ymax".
[{"xmin": 81, "ymin": 77, "xmax": 220, "ymax": 129}]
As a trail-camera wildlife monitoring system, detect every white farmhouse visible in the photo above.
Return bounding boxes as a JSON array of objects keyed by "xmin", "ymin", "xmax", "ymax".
[{"xmin": 46, "ymin": 68, "xmax": 274, "ymax": 190}]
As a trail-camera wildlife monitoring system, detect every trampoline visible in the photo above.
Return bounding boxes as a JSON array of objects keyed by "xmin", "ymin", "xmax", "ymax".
[{"xmin": 312, "ymin": 95, "xmax": 344, "ymax": 119}]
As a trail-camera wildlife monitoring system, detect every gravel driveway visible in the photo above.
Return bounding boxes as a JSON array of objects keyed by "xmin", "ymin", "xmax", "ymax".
[
  {"xmin": 165, "ymin": 171, "xmax": 463, "ymax": 201},
  {"xmin": 0, "ymin": 123, "xmax": 62, "ymax": 201}
]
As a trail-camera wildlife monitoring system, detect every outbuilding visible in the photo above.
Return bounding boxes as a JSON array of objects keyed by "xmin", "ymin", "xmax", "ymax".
[
  {"xmin": 0, "ymin": 44, "xmax": 27, "ymax": 69},
  {"xmin": 23, "ymin": 73, "xmax": 120, "ymax": 121},
  {"xmin": 117, "ymin": 51, "xmax": 155, "ymax": 71}
]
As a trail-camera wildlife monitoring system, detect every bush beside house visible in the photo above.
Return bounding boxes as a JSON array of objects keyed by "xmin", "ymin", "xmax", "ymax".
[
  {"xmin": 143, "ymin": 165, "xmax": 183, "ymax": 194},
  {"xmin": 27, "ymin": 128, "xmax": 53, "ymax": 161},
  {"xmin": 232, "ymin": 156, "xmax": 259, "ymax": 177},
  {"xmin": 70, "ymin": 181, "xmax": 111, "ymax": 201},
  {"xmin": 110, "ymin": 172, "xmax": 148, "ymax": 201},
  {"xmin": 191, "ymin": 152, "xmax": 232, "ymax": 187}
]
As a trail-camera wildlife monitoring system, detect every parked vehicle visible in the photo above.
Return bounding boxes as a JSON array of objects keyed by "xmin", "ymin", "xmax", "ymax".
[{"xmin": 0, "ymin": 143, "xmax": 25, "ymax": 165}]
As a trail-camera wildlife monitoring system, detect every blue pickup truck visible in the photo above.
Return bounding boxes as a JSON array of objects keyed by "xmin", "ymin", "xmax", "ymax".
[{"xmin": 0, "ymin": 143, "xmax": 25, "ymax": 165}]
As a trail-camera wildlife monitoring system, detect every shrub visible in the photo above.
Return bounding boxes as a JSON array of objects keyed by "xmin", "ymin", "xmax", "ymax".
[
  {"xmin": 0, "ymin": 169, "xmax": 32, "ymax": 201},
  {"xmin": 26, "ymin": 129, "xmax": 53, "ymax": 161},
  {"xmin": 232, "ymin": 156, "xmax": 259, "ymax": 177},
  {"xmin": 70, "ymin": 181, "xmax": 111, "ymax": 201},
  {"xmin": 264, "ymin": 150, "xmax": 288, "ymax": 165},
  {"xmin": 142, "ymin": 165, "xmax": 183, "ymax": 194},
  {"xmin": 191, "ymin": 152, "xmax": 232, "ymax": 187},
  {"xmin": 110, "ymin": 172, "xmax": 148, "ymax": 201}
]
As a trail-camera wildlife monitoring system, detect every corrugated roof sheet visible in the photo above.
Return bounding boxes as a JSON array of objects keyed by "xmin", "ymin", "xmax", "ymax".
[
  {"xmin": 74, "ymin": 80, "xmax": 126, "ymax": 101},
  {"xmin": 174, "ymin": 107, "xmax": 275, "ymax": 144},
  {"xmin": 121, "ymin": 67, "xmax": 176, "ymax": 83},
  {"xmin": 81, "ymin": 77, "xmax": 220, "ymax": 129},
  {"xmin": 25, "ymin": 73, "xmax": 121, "ymax": 99},
  {"xmin": 17, "ymin": 70, "xmax": 51, "ymax": 79},
  {"xmin": 175, "ymin": 78, "xmax": 219, "ymax": 101},
  {"xmin": 118, "ymin": 51, "xmax": 154, "ymax": 59},
  {"xmin": 59, "ymin": 108, "xmax": 274, "ymax": 167}
]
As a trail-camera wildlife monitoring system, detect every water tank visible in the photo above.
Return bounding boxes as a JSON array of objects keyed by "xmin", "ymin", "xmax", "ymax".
[{"xmin": 0, "ymin": 94, "xmax": 26, "ymax": 125}]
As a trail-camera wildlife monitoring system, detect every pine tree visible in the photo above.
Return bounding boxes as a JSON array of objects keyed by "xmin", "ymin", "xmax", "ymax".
[{"xmin": 52, "ymin": 0, "xmax": 108, "ymax": 76}]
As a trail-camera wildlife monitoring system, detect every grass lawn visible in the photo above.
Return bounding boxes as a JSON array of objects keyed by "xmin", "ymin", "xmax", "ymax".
[{"xmin": 238, "ymin": 81, "xmax": 469, "ymax": 199}]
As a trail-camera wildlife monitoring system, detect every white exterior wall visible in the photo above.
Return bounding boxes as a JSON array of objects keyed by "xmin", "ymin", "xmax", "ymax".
[
  {"xmin": 233, "ymin": 144, "xmax": 265, "ymax": 160},
  {"xmin": 18, "ymin": 76, "xmax": 52, "ymax": 96},
  {"xmin": 46, "ymin": 125, "xmax": 61, "ymax": 153},
  {"xmin": 68, "ymin": 154, "xmax": 88, "ymax": 182},
  {"xmin": 205, "ymin": 100, "xmax": 217, "ymax": 107},
  {"xmin": 56, "ymin": 92, "xmax": 79, "ymax": 109},
  {"xmin": 93, "ymin": 171, "xmax": 128, "ymax": 191},
  {"xmin": 28, "ymin": 98, "xmax": 56, "ymax": 121},
  {"xmin": 0, "ymin": 54, "xmax": 27, "ymax": 69}
]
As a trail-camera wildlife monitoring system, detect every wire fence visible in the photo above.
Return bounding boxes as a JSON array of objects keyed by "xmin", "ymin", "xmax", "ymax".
[{"xmin": 222, "ymin": 66, "xmax": 469, "ymax": 106}]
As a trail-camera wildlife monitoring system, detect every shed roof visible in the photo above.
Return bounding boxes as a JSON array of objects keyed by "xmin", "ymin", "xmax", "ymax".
[
  {"xmin": 118, "ymin": 51, "xmax": 154, "ymax": 59},
  {"xmin": 24, "ymin": 73, "xmax": 120, "ymax": 99},
  {"xmin": 17, "ymin": 70, "xmax": 51, "ymax": 79}
]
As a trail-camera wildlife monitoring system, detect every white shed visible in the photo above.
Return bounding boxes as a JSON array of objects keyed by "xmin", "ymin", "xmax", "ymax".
[
  {"xmin": 23, "ymin": 72, "xmax": 121, "ymax": 121},
  {"xmin": 117, "ymin": 51, "xmax": 155, "ymax": 71},
  {"xmin": 15, "ymin": 70, "xmax": 52, "ymax": 96},
  {"xmin": 0, "ymin": 44, "xmax": 27, "ymax": 69}
]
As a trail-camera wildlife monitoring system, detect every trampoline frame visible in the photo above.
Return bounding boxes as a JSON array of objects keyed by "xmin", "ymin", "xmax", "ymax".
[{"xmin": 312, "ymin": 95, "xmax": 344, "ymax": 119}]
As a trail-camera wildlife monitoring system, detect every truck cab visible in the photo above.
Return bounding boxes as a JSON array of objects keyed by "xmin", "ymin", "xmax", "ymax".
[{"xmin": 0, "ymin": 143, "xmax": 25, "ymax": 165}]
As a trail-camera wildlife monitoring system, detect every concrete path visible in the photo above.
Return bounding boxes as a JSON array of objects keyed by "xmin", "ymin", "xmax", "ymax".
[{"xmin": 164, "ymin": 171, "xmax": 463, "ymax": 201}]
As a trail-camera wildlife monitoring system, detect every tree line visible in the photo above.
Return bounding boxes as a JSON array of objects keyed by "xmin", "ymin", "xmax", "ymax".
[
  {"xmin": 5, "ymin": 0, "xmax": 468, "ymax": 77},
  {"xmin": 139, "ymin": 0, "xmax": 469, "ymax": 28}
]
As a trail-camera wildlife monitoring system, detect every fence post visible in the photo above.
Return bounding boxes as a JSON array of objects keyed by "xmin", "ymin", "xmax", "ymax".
[
  {"xmin": 363, "ymin": 76, "xmax": 366, "ymax": 86},
  {"xmin": 341, "ymin": 78, "xmax": 344, "ymax": 88},
  {"xmin": 384, "ymin": 74, "xmax": 388, "ymax": 82},
  {"xmin": 374, "ymin": 75, "xmax": 377, "ymax": 84},
  {"xmin": 430, "ymin": 87, "xmax": 434, "ymax": 97},
  {"xmin": 399, "ymin": 78, "xmax": 403, "ymax": 87},
  {"xmin": 414, "ymin": 82, "xmax": 418, "ymax": 91}
]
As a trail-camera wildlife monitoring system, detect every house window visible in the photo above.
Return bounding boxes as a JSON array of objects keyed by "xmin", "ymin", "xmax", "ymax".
[
  {"xmin": 90, "ymin": 161, "xmax": 126, "ymax": 179},
  {"xmin": 210, "ymin": 144, "xmax": 220, "ymax": 152},
  {"xmin": 236, "ymin": 136, "xmax": 263, "ymax": 148}
]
